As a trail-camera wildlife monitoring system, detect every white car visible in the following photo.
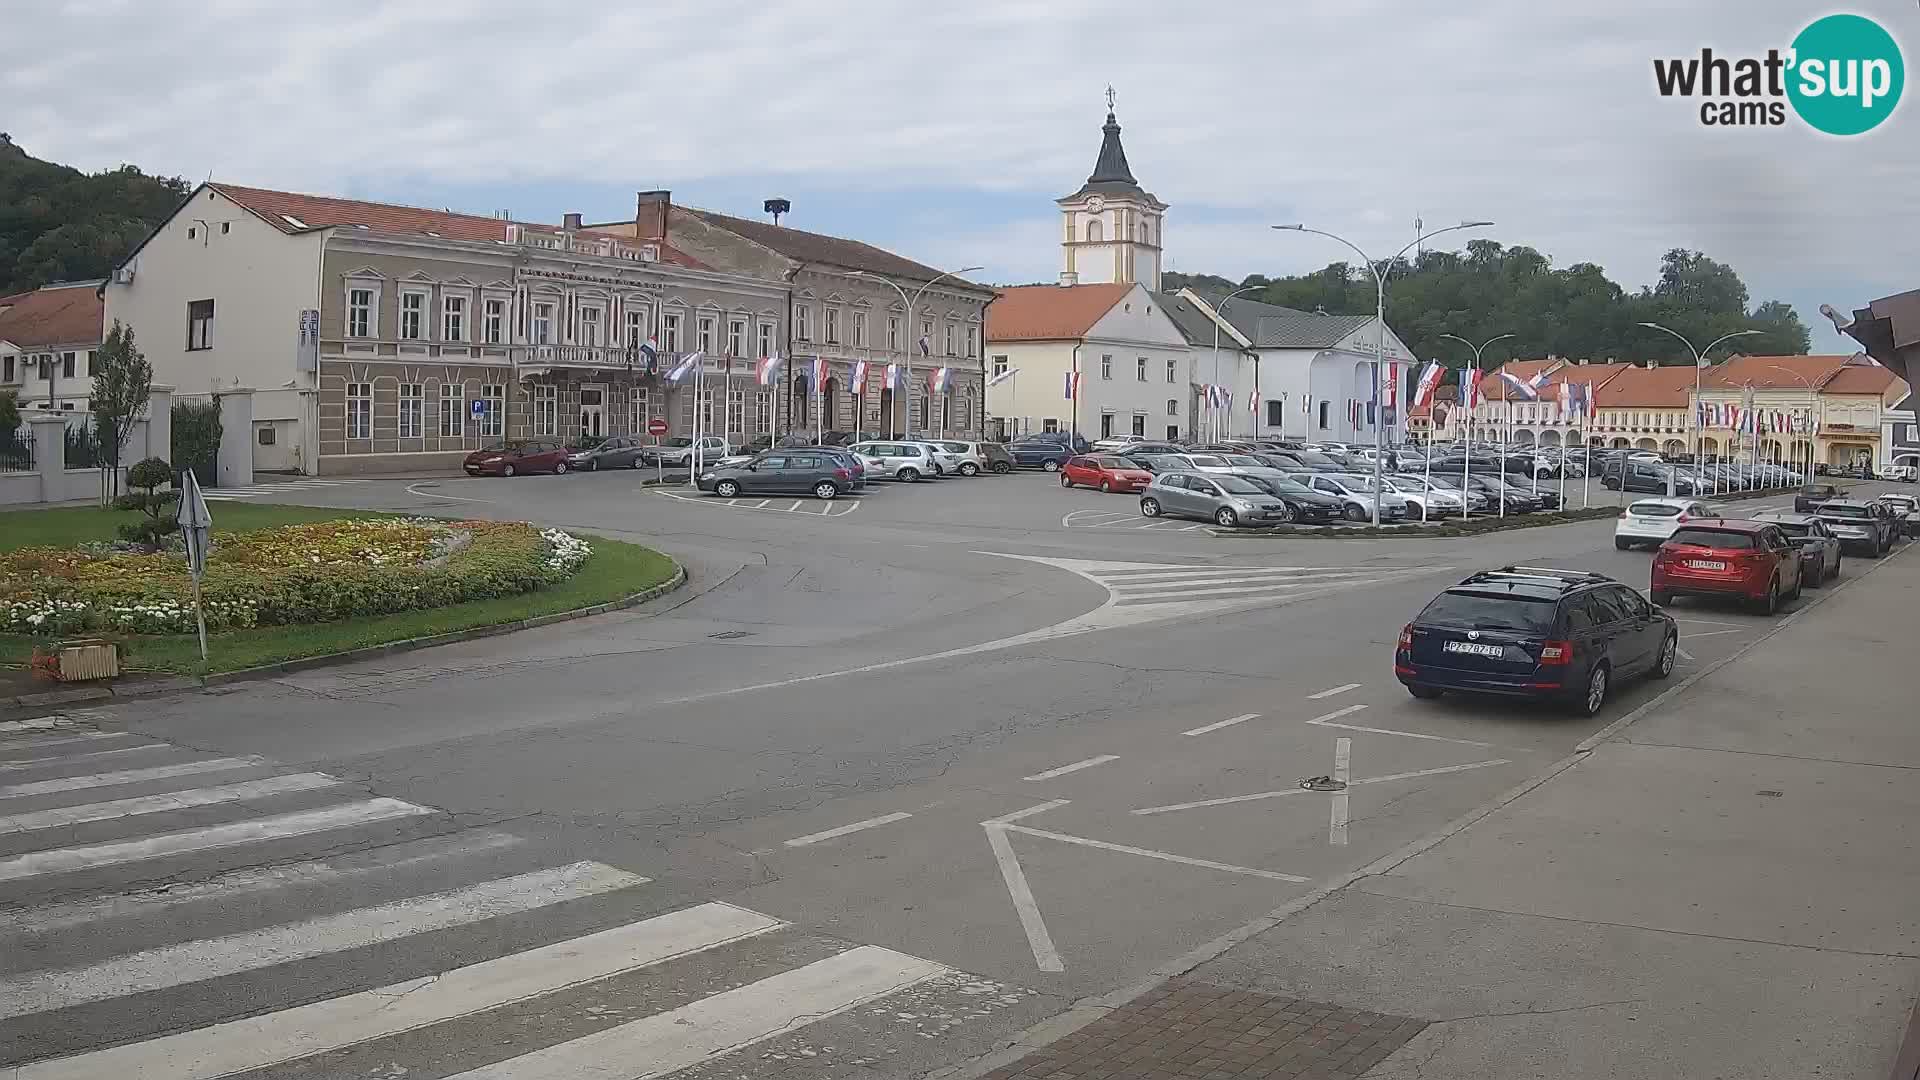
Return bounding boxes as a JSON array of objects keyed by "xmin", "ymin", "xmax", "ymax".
[
  {"xmin": 648, "ymin": 435, "xmax": 732, "ymax": 467},
  {"xmin": 848, "ymin": 440, "xmax": 942, "ymax": 481},
  {"xmin": 1614, "ymin": 498, "xmax": 1717, "ymax": 550},
  {"xmin": 1381, "ymin": 475, "xmax": 1466, "ymax": 520},
  {"xmin": 1091, "ymin": 434, "xmax": 1147, "ymax": 452},
  {"xmin": 1302, "ymin": 473, "xmax": 1412, "ymax": 521},
  {"xmin": 1884, "ymin": 463, "xmax": 1918, "ymax": 483}
]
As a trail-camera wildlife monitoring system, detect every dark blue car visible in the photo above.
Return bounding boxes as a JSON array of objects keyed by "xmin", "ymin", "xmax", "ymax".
[
  {"xmin": 1006, "ymin": 438, "xmax": 1077, "ymax": 471},
  {"xmin": 1395, "ymin": 566, "xmax": 1677, "ymax": 717}
]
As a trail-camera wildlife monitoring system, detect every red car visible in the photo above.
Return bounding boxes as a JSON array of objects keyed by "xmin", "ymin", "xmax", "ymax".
[
  {"xmin": 1060, "ymin": 454, "xmax": 1154, "ymax": 493},
  {"xmin": 1651, "ymin": 518, "xmax": 1803, "ymax": 614},
  {"xmin": 463, "ymin": 439, "xmax": 571, "ymax": 476}
]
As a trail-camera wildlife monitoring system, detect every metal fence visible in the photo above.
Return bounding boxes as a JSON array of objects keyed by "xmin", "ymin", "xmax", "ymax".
[
  {"xmin": 0, "ymin": 431, "xmax": 31, "ymax": 474},
  {"xmin": 63, "ymin": 416, "xmax": 105, "ymax": 469}
]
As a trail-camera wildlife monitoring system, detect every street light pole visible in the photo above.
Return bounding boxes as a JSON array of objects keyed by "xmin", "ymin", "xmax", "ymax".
[
  {"xmin": 849, "ymin": 266, "xmax": 983, "ymax": 441},
  {"xmin": 1764, "ymin": 364, "xmax": 1818, "ymax": 489},
  {"xmin": 1440, "ymin": 332, "xmax": 1516, "ymax": 520},
  {"xmin": 1207, "ymin": 285, "xmax": 1263, "ymax": 443},
  {"xmin": 1639, "ymin": 323, "xmax": 1761, "ymax": 497}
]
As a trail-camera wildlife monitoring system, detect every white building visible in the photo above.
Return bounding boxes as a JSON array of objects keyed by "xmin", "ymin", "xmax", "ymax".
[
  {"xmin": 984, "ymin": 282, "xmax": 1194, "ymax": 441},
  {"xmin": 1055, "ymin": 103, "xmax": 1165, "ymax": 291},
  {"xmin": 0, "ymin": 281, "xmax": 104, "ymax": 417}
]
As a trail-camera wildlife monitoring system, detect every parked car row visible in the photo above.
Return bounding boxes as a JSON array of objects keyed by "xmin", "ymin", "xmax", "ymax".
[{"xmin": 693, "ymin": 439, "xmax": 1022, "ymax": 500}]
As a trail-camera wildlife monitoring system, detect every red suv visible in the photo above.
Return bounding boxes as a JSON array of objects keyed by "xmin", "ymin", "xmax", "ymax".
[
  {"xmin": 1060, "ymin": 454, "xmax": 1154, "ymax": 493},
  {"xmin": 1651, "ymin": 518, "xmax": 1802, "ymax": 614}
]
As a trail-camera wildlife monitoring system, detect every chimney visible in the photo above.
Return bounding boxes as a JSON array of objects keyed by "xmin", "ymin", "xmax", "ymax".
[
  {"xmin": 562, "ymin": 212, "xmax": 582, "ymax": 231},
  {"xmin": 1058, "ymin": 271, "xmax": 1079, "ymax": 287},
  {"xmin": 635, "ymin": 190, "xmax": 670, "ymax": 244}
]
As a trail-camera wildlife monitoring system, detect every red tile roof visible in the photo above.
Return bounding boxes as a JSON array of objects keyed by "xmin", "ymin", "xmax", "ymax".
[
  {"xmin": 0, "ymin": 284, "xmax": 104, "ymax": 348},
  {"xmin": 678, "ymin": 207, "xmax": 959, "ymax": 283},
  {"xmin": 1592, "ymin": 364, "xmax": 1700, "ymax": 408},
  {"xmin": 210, "ymin": 184, "xmax": 708, "ymax": 269},
  {"xmin": 986, "ymin": 283, "xmax": 1132, "ymax": 342},
  {"xmin": 1699, "ymin": 353, "xmax": 1853, "ymax": 391},
  {"xmin": 1819, "ymin": 362, "xmax": 1901, "ymax": 395}
]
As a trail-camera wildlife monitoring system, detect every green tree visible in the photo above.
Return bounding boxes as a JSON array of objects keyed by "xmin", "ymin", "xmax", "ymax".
[
  {"xmin": 114, "ymin": 456, "xmax": 180, "ymax": 546},
  {"xmin": 0, "ymin": 388, "xmax": 19, "ymax": 441},
  {"xmin": 90, "ymin": 320, "xmax": 152, "ymax": 499}
]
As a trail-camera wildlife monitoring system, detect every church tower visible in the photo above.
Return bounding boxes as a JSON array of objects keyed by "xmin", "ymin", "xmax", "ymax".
[{"xmin": 1057, "ymin": 91, "xmax": 1166, "ymax": 290}]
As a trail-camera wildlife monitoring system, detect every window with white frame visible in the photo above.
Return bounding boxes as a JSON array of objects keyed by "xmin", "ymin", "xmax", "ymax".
[
  {"xmin": 727, "ymin": 388, "xmax": 745, "ymax": 433},
  {"xmin": 1101, "ymin": 355, "xmax": 1113, "ymax": 380},
  {"xmin": 532, "ymin": 384, "xmax": 557, "ymax": 436},
  {"xmin": 755, "ymin": 391, "xmax": 773, "ymax": 431},
  {"xmin": 440, "ymin": 382, "xmax": 464, "ymax": 437},
  {"xmin": 480, "ymin": 384, "xmax": 504, "ymax": 437},
  {"xmin": 701, "ymin": 387, "xmax": 719, "ymax": 428},
  {"xmin": 398, "ymin": 383, "xmax": 424, "ymax": 438},
  {"xmin": 442, "ymin": 295, "xmax": 467, "ymax": 342},
  {"xmin": 629, "ymin": 386, "xmax": 647, "ymax": 428},
  {"xmin": 186, "ymin": 299, "xmax": 214, "ymax": 350},
  {"xmin": 1167, "ymin": 399, "xmax": 1179, "ymax": 415},
  {"xmin": 579, "ymin": 305, "xmax": 602, "ymax": 347},
  {"xmin": 662, "ymin": 312, "xmax": 682, "ymax": 352},
  {"xmin": 728, "ymin": 318, "xmax": 745, "ymax": 358},
  {"xmin": 400, "ymin": 291, "xmax": 427, "ymax": 340},
  {"xmin": 852, "ymin": 311, "xmax": 868, "ymax": 347},
  {"xmin": 1136, "ymin": 356, "xmax": 1148, "ymax": 381},
  {"xmin": 757, "ymin": 321, "xmax": 774, "ymax": 358},
  {"xmin": 346, "ymin": 382, "xmax": 372, "ymax": 440},
  {"xmin": 919, "ymin": 320, "xmax": 933, "ymax": 350},
  {"xmin": 482, "ymin": 297, "xmax": 505, "ymax": 344},
  {"xmin": 992, "ymin": 355, "xmax": 1008, "ymax": 378},
  {"xmin": 965, "ymin": 325, "xmax": 977, "ymax": 356},
  {"xmin": 825, "ymin": 307, "xmax": 840, "ymax": 344},
  {"xmin": 887, "ymin": 317, "xmax": 900, "ymax": 351},
  {"xmin": 942, "ymin": 322, "xmax": 955, "ymax": 356},
  {"xmin": 626, "ymin": 306, "xmax": 648, "ymax": 347},
  {"xmin": 1166, "ymin": 357, "xmax": 1177, "ymax": 383},
  {"xmin": 794, "ymin": 304, "xmax": 812, "ymax": 341},
  {"xmin": 697, "ymin": 315, "xmax": 715, "ymax": 354},
  {"xmin": 532, "ymin": 302, "xmax": 555, "ymax": 345}
]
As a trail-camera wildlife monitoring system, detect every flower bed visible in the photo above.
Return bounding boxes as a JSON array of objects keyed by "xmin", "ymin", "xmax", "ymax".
[{"xmin": 2, "ymin": 519, "xmax": 593, "ymax": 636}]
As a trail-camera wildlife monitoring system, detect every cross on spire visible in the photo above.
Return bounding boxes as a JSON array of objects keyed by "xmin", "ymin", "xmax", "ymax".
[{"xmin": 1105, "ymin": 85, "xmax": 1117, "ymax": 113}]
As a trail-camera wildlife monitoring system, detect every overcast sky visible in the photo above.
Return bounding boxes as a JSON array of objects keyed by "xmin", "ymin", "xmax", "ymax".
[{"xmin": 9, "ymin": 0, "xmax": 1915, "ymax": 351}]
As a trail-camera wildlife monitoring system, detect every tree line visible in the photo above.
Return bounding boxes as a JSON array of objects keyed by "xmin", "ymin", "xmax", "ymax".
[
  {"xmin": 0, "ymin": 134, "xmax": 189, "ymax": 294},
  {"xmin": 1164, "ymin": 241, "xmax": 1812, "ymax": 372}
]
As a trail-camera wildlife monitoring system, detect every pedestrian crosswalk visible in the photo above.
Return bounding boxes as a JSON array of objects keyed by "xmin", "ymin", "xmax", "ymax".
[
  {"xmin": 198, "ymin": 478, "xmax": 373, "ymax": 500},
  {"xmin": 0, "ymin": 714, "xmax": 1042, "ymax": 1078}
]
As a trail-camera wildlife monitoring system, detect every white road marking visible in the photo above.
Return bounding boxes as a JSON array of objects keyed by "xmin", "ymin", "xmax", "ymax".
[
  {"xmin": 1302, "ymin": 703, "xmax": 1370, "ymax": 726},
  {"xmin": 983, "ymin": 799, "xmax": 1070, "ymax": 826},
  {"xmin": 12, "ymin": 902, "xmax": 785, "ymax": 1080},
  {"xmin": 782, "ymin": 811, "xmax": 914, "ymax": 847},
  {"xmin": 1305, "ymin": 704, "xmax": 1496, "ymax": 748},
  {"xmin": 0, "ymin": 772, "xmax": 342, "ymax": 834},
  {"xmin": 0, "ymin": 755, "xmax": 274, "ymax": 798},
  {"xmin": 0, "ymin": 743, "xmax": 167, "ymax": 771},
  {"xmin": 1111, "ymin": 580, "xmax": 1373, "ymax": 605},
  {"xmin": 984, "ymin": 824, "xmax": 1063, "ymax": 973},
  {"xmin": 1181, "ymin": 713, "xmax": 1261, "ymax": 737},
  {"xmin": 1676, "ymin": 646, "xmax": 1697, "ymax": 661},
  {"xmin": 1329, "ymin": 738, "xmax": 1351, "ymax": 846},
  {"xmin": 754, "ymin": 499, "xmax": 771, "ymax": 508},
  {"xmin": 1680, "ymin": 627, "xmax": 1747, "ymax": 639},
  {"xmin": 1134, "ymin": 521, "xmax": 1161, "ymax": 529},
  {"xmin": 0, "ymin": 861, "xmax": 649, "ymax": 1019},
  {"xmin": 1005, "ymin": 825, "xmax": 1309, "ymax": 883},
  {"xmin": 405, "ymin": 482, "xmax": 492, "ymax": 504},
  {"xmin": 1022, "ymin": 754, "xmax": 1120, "ymax": 781},
  {"xmin": 1307, "ymin": 683, "xmax": 1362, "ymax": 700},
  {"xmin": 0, "ymin": 730, "xmax": 138, "ymax": 752},
  {"xmin": 0, "ymin": 718, "xmax": 71, "ymax": 734},
  {"xmin": 444, "ymin": 945, "xmax": 946, "ymax": 1080},
  {"xmin": 1671, "ymin": 616, "xmax": 1749, "ymax": 629},
  {"xmin": 0, "ymin": 797, "xmax": 434, "ymax": 881},
  {"xmin": 787, "ymin": 500, "xmax": 803, "ymax": 511},
  {"xmin": 1133, "ymin": 758, "xmax": 1514, "ymax": 815},
  {"xmin": 1180, "ymin": 524, "xmax": 1206, "ymax": 531}
]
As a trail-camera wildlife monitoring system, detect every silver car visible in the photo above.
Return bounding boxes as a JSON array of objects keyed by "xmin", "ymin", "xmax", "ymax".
[
  {"xmin": 848, "ymin": 440, "xmax": 939, "ymax": 481},
  {"xmin": 1382, "ymin": 474, "xmax": 1467, "ymax": 520},
  {"xmin": 1299, "ymin": 473, "xmax": 1412, "ymax": 522},
  {"xmin": 931, "ymin": 441, "xmax": 987, "ymax": 477},
  {"xmin": 910, "ymin": 441, "xmax": 965, "ymax": 477},
  {"xmin": 1140, "ymin": 470, "xmax": 1295, "ymax": 528}
]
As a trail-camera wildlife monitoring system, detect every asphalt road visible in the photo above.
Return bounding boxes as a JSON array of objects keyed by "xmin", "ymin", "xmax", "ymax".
[{"xmin": 4, "ymin": 468, "xmax": 1901, "ymax": 1078}]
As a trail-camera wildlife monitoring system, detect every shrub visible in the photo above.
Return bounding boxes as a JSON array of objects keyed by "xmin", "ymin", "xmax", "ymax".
[
  {"xmin": 113, "ymin": 457, "xmax": 181, "ymax": 546},
  {"xmin": 171, "ymin": 400, "xmax": 222, "ymax": 485}
]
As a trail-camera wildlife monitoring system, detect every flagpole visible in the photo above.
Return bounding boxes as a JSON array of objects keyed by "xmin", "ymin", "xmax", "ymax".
[{"xmin": 689, "ymin": 355, "xmax": 702, "ymax": 486}]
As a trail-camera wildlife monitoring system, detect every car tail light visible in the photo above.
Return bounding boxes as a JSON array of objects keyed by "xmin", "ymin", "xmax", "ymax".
[
  {"xmin": 1675, "ymin": 513, "xmax": 1689, "ymax": 524},
  {"xmin": 1539, "ymin": 640, "xmax": 1574, "ymax": 665},
  {"xmin": 1397, "ymin": 623, "xmax": 1414, "ymax": 649},
  {"xmin": 1620, "ymin": 509, "xmax": 1629, "ymax": 519},
  {"xmin": 834, "ymin": 467, "xmax": 850, "ymax": 480}
]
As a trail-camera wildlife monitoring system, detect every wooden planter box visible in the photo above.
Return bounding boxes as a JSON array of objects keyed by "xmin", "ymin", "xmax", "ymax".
[{"xmin": 53, "ymin": 640, "xmax": 121, "ymax": 681}]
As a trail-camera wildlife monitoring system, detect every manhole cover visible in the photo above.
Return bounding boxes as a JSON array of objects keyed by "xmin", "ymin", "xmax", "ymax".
[
  {"xmin": 707, "ymin": 630, "xmax": 755, "ymax": 640},
  {"xmin": 1299, "ymin": 775, "xmax": 1347, "ymax": 792}
]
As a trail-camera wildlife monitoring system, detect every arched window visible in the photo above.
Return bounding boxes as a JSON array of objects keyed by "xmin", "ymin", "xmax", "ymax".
[
  {"xmin": 1086, "ymin": 219, "xmax": 1103, "ymax": 243},
  {"xmin": 1137, "ymin": 222, "xmax": 1147, "ymax": 243}
]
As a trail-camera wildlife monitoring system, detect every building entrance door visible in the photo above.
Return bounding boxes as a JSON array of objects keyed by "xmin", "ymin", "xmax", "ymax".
[{"xmin": 580, "ymin": 385, "xmax": 606, "ymax": 439}]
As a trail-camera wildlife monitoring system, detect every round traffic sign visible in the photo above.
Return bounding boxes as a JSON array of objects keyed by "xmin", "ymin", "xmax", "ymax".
[{"xmin": 646, "ymin": 418, "xmax": 669, "ymax": 436}]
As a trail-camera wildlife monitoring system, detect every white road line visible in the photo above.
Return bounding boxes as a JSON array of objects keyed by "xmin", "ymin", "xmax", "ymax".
[
  {"xmin": 754, "ymin": 499, "xmax": 771, "ymax": 508},
  {"xmin": 0, "ymin": 730, "xmax": 137, "ymax": 751},
  {"xmin": 0, "ymin": 718, "xmax": 70, "ymax": 734},
  {"xmin": 0, "ymin": 743, "xmax": 168, "ymax": 771},
  {"xmin": 1181, "ymin": 713, "xmax": 1261, "ymax": 737},
  {"xmin": 1302, "ymin": 703, "xmax": 1370, "ymax": 727},
  {"xmin": 1134, "ymin": 521, "xmax": 1161, "ymax": 529},
  {"xmin": 1676, "ymin": 646, "xmax": 1697, "ymax": 661},
  {"xmin": 1022, "ymin": 754, "xmax": 1120, "ymax": 781},
  {"xmin": 1307, "ymin": 683, "xmax": 1362, "ymax": 700},
  {"xmin": 1680, "ymin": 627, "xmax": 1748, "ymax": 639},
  {"xmin": 0, "ymin": 755, "xmax": 274, "ymax": 799},
  {"xmin": 0, "ymin": 797, "xmax": 434, "ymax": 882},
  {"xmin": 983, "ymin": 799, "xmax": 1069, "ymax": 826},
  {"xmin": 0, "ymin": 861, "xmax": 650, "ymax": 1019},
  {"xmin": 446, "ymin": 945, "xmax": 946, "ymax": 1080},
  {"xmin": 782, "ymin": 811, "xmax": 914, "ymax": 848},
  {"xmin": 13, "ymin": 902, "xmax": 785, "ymax": 1080},
  {"xmin": 983, "ymin": 824, "xmax": 1063, "ymax": 973},
  {"xmin": 1005, "ymin": 825, "xmax": 1310, "ymax": 883},
  {"xmin": 1671, "ymin": 616, "xmax": 1749, "ymax": 628},
  {"xmin": 0, "ymin": 772, "xmax": 343, "ymax": 834},
  {"xmin": 404, "ymin": 482, "xmax": 492, "ymax": 504},
  {"xmin": 788, "ymin": 500, "xmax": 803, "ymax": 511},
  {"xmin": 1133, "ymin": 758, "xmax": 1514, "ymax": 816},
  {"xmin": 1109, "ymin": 570, "xmax": 1379, "ymax": 591},
  {"xmin": 1329, "ymin": 738, "xmax": 1351, "ymax": 847},
  {"xmin": 1180, "ymin": 524, "xmax": 1206, "ymax": 531},
  {"xmin": 1111, "ymin": 581, "xmax": 1364, "ymax": 605},
  {"xmin": 1305, "ymin": 703, "xmax": 1496, "ymax": 748}
]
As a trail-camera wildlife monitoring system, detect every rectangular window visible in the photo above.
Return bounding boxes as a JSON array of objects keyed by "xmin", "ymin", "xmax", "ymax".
[
  {"xmin": 61, "ymin": 352, "xmax": 74, "ymax": 378},
  {"xmin": 794, "ymin": 305, "xmax": 812, "ymax": 342},
  {"xmin": 1100, "ymin": 412, "xmax": 1115, "ymax": 438},
  {"xmin": 757, "ymin": 321, "xmax": 774, "ymax": 359},
  {"xmin": 965, "ymin": 325, "xmax": 977, "ymax": 356},
  {"xmin": 728, "ymin": 319, "xmax": 745, "ymax": 358},
  {"xmin": 1136, "ymin": 356, "xmax": 1148, "ymax": 381},
  {"xmin": 533, "ymin": 384, "xmax": 557, "ymax": 436},
  {"xmin": 852, "ymin": 311, "xmax": 868, "ymax": 347},
  {"xmin": 1101, "ymin": 355, "xmax": 1113, "ymax": 380},
  {"xmin": 483, "ymin": 298, "xmax": 505, "ymax": 344},
  {"xmin": 1167, "ymin": 357, "xmax": 1177, "ymax": 383},
  {"xmin": 400, "ymin": 292, "xmax": 426, "ymax": 340},
  {"xmin": 943, "ymin": 322, "xmax": 955, "ymax": 356},
  {"xmin": 727, "ymin": 388, "xmax": 745, "ymax": 433},
  {"xmin": 186, "ymin": 299, "xmax": 214, "ymax": 350},
  {"xmin": 442, "ymin": 295, "xmax": 467, "ymax": 342},
  {"xmin": 825, "ymin": 308, "xmax": 840, "ymax": 345},
  {"xmin": 1318, "ymin": 400, "xmax": 1330, "ymax": 429},
  {"xmin": 1168, "ymin": 424, "xmax": 1180, "ymax": 440},
  {"xmin": 346, "ymin": 382, "xmax": 372, "ymax": 440},
  {"xmin": 532, "ymin": 302, "xmax": 555, "ymax": 345},
  {"xmin": 756, "ymin": 391, "xmax": 773, "ymax": 431},
  {"xmin": 701, "ymin": 387, "xmax": 719, "ymax": 429},
  {"xmin": 662, "ymin": 312, "xmax": 682, "ymax": 352},
  {"xmin": 626, "ymin": 306, "xmax": 648, "ymax": 347},
  {"xmin": 698, "ymin": 315, "xmax": 715, "ymax": 353},
  {"xmin": 992, "ymin": 355, "xmax": 1009, "ymax": 378},
  {"xmin": 1267, "ymin": 400, "xmax": 1283, "ymax": 426},
  {"xmin": 440, "ymin": 382, "xmax": 465, "ymax": 437},
  {"xmin": 1168, "ymin": 399, "xmax": 1179, "ymax": 416},
  {"xmin": 1131, "ymin": 413, "xmax": 1146, "ymax": 436},
  {"xmin": 887, "ymin": 317, "xmax": 900, "ymax": 351},
  {"xmin": 480, "ymin": 384, "xmax": 504, "ymax": 437},
  {"xmin": 398, "ymin": 383, "xmax": 424, "ymax": 439},
  {"xmin": 580, "ymin": 305, "xmax": 602, "ymax": 347}
]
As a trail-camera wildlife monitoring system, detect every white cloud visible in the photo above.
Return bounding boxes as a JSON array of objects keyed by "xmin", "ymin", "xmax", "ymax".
[{"xmin": 7, "ymin": 0, "xmax": 1915, "ymax": 347}]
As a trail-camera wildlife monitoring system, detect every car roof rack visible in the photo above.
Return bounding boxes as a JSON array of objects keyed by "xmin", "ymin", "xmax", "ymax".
[{"xmin": 1469, "ymin": 566, "xmax": 1614, "ymax": 587}]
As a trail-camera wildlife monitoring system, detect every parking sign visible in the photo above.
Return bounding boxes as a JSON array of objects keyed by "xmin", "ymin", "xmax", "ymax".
[{"xmin": 470, "ymin": 399, "xmax": 487, "ymax": 419}]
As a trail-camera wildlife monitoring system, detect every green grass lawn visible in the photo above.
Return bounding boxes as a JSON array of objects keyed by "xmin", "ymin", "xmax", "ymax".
[{"xmin": 1, "ymin": 504, "xmax": 679, "ymax": 676}]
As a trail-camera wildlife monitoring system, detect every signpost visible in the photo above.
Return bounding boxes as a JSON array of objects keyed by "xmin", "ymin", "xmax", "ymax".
[
  {"xmin": 471, "ymin": 398, "xmax": 487, "ymax": 422},
  {"xmin": 175, "ymin": 470, "xmax": 213, "ymax": 665},
  {"xmin": 647, "ymin": 416, "xmax": 668, "ymax": 484}
]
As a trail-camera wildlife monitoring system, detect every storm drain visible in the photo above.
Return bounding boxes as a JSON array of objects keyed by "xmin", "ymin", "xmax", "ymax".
[{"xmin": 707, "ymin": 630, "xmax": 755, "ymax": 640}]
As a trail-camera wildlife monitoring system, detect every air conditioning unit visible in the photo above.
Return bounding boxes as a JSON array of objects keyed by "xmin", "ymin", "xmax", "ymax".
[
  {"xmin": 638, "ymin": 244, "xmax": 660, "ymax": 263},
  {"xmin": 112, "ymin": 266, "xmax": 135, "ymax": 284}
]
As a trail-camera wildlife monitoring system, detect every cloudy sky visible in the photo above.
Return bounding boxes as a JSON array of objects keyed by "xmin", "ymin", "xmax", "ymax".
[{"xmin": 9, "ymin": 0, "xmax": 1915, "ymax": 350}]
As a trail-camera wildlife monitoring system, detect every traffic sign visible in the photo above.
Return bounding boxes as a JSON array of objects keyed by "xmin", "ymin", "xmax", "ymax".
[
  {"xmin": 646, "ymin": 417, "xmax": 669, "ymax": 436},
  {"xmin": 470, "ymin": 399, "xmax": 488, "ymax": 419}
]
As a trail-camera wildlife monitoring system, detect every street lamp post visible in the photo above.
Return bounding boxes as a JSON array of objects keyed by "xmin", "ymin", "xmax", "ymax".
[
  {"xmin": 1276, "ymin": 221, "xmax": 1494, "ymax": 524},
  {"xmin": 1206, "ymin": 285, "xmax": 1264, "ymax": 442},
  {"xmin": 1764, "ymin": 364, "xmax": 1818, "ymax": 489},
  {"xmin": 849, "ymin": 266, "xmax": 983, "ymax": 441},
  {"xmin": 1440, "ymin": 332, "xmax": 1516, "ymax": 519},
  {"xmin": 1638, "ymin": 323, "xmax": 1762, "ymax": 496}
]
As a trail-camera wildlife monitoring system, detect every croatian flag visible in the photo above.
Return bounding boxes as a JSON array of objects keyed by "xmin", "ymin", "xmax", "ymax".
[
  {"xmin": 1064, "ymin": 370, "xmax": 1080, "ymax": 400},
  {"xmin": 885, "ymin": 362, "xmax": 902, "ymax": 391},
  {"xmin": 811, "ymin": 355, "xmax": 828, "ymax": 391},
  {"xmin": 1497, "ymin": 370, "xmax": 1542, "ymax": 400},
  {"xmin": 1462, "ymin": 373, "xmax": 1482, "ymax": 410},
  {"xmin": 986, "ymin": 366, "xmax": 1018, "ymax": 388},
  {"xmin": 640, "ymin": 335, "xmax": 659, "ymax": 374},
  {"xmin": 1412, "ymin": 362, "xmax": 1446, "ymax": 409},
  {"xmin": 1249, "ymin": 388, "xmax": 1259, "ymax": 415},
  {"xmin": 930, "ymin": 366, "xmax": 952, "ymax": 394},
  {"xmin": 851, "ymin": 359, "xmax": 870, "ymax": 395},
  {"xmin": 917, "ymin": 335, "xmax": 931, "ymax": 357},
  {"xmin": 756, "ymin": 352, "xmax": 783, "ymax": 386},
  {"xmin": 665, "ymin": 350, "xmax": 702, "ymax": 383}
]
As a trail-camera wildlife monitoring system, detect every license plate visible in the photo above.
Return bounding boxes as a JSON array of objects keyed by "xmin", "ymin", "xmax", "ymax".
[
  {"xmin": 1686, "ymin": 559, "xmax": 1728, "ymax": 571},
  {"xmin": 1443, "ymin": 641, "xmax": 1504, "ymax": 657}
]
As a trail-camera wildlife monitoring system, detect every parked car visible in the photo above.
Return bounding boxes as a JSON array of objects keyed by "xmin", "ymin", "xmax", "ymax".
[
  {"xmin": 1810, "ymin": 499, "xmax": 1895, "ymax": 555},
  {"xmin": 1139, "ymin": 471, "xmax": 1294, "ymax": 527},
  {"xmin": 1381, "ymin": 475, "xmax": 1469, "ymax": 520},
  {"xmin": 1091, "ymin": 433, "xmax": 1149, "ymax": 452},
  {"xmin": 1613, "ymin": 498, "xmax": 1717, "ymax": 550},
  {"xmin": 1296, "ymin": 473, "xmax": 1412, "ymax": 522},
  {"xmin": 1233, "ymin": 475, "xmax": 1346, "ymax": 522},
  {"xmin": 848, "ymin": 441, "xmax": 942, "ymax": 481},
  {"xmin": 1019, "ymin": 432, "xmax": 1093, "ymax": 454},
  {"xmin": 1464, "ymin": 474, "xmax": 1545, "ymax": 512},
  {"xmin": 1395, "ymin": 566, "xmax": 1677, "ymax": 717},
  {"xmin": 1006, "ymin": 439, "xmax": 1075, "ymax": 471},
  {"xmin": 463, "ymin": 439, "xmax": 571, "ymax": 476},
  {"xmin": 908, "ymin": 442, "xmax": 965, "ymax": 476},
  {"xmin": 646, "ymin": 435, "xmax": 732, "ymax": 467},
  {"xmin": 1122, "ymin": 453, "xmax": 1192, "ymax": 474},
  {"xmin": 1060, "ymin": 454, "xmax": 1155, "ymax": 493},
  {"xmin": 1871, "ymin": 493, "xmax": 1916, "ymax": 539},
  {"xmin": 1749, "ymin": 511, "xmax": 1843, "ymax": 587},
  {"xmin": 1652, "ymin": 519, "xmax": 1804, "ymax": 613},
  {"xmin": 931, "ymin": 441, "xmax": 991, "ymax": 476},
  {"xmin": 696, "ymin": 451, "xmax": 858, "ymax": 500},
  {"xmin": 567, "ymin": 436, "xmax": 651, "ymax": 471}
]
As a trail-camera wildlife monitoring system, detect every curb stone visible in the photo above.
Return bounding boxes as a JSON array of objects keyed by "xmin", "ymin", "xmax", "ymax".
[{"xmin": 2, "ymin": 563, "xmax": 686, "ymax": 714}]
